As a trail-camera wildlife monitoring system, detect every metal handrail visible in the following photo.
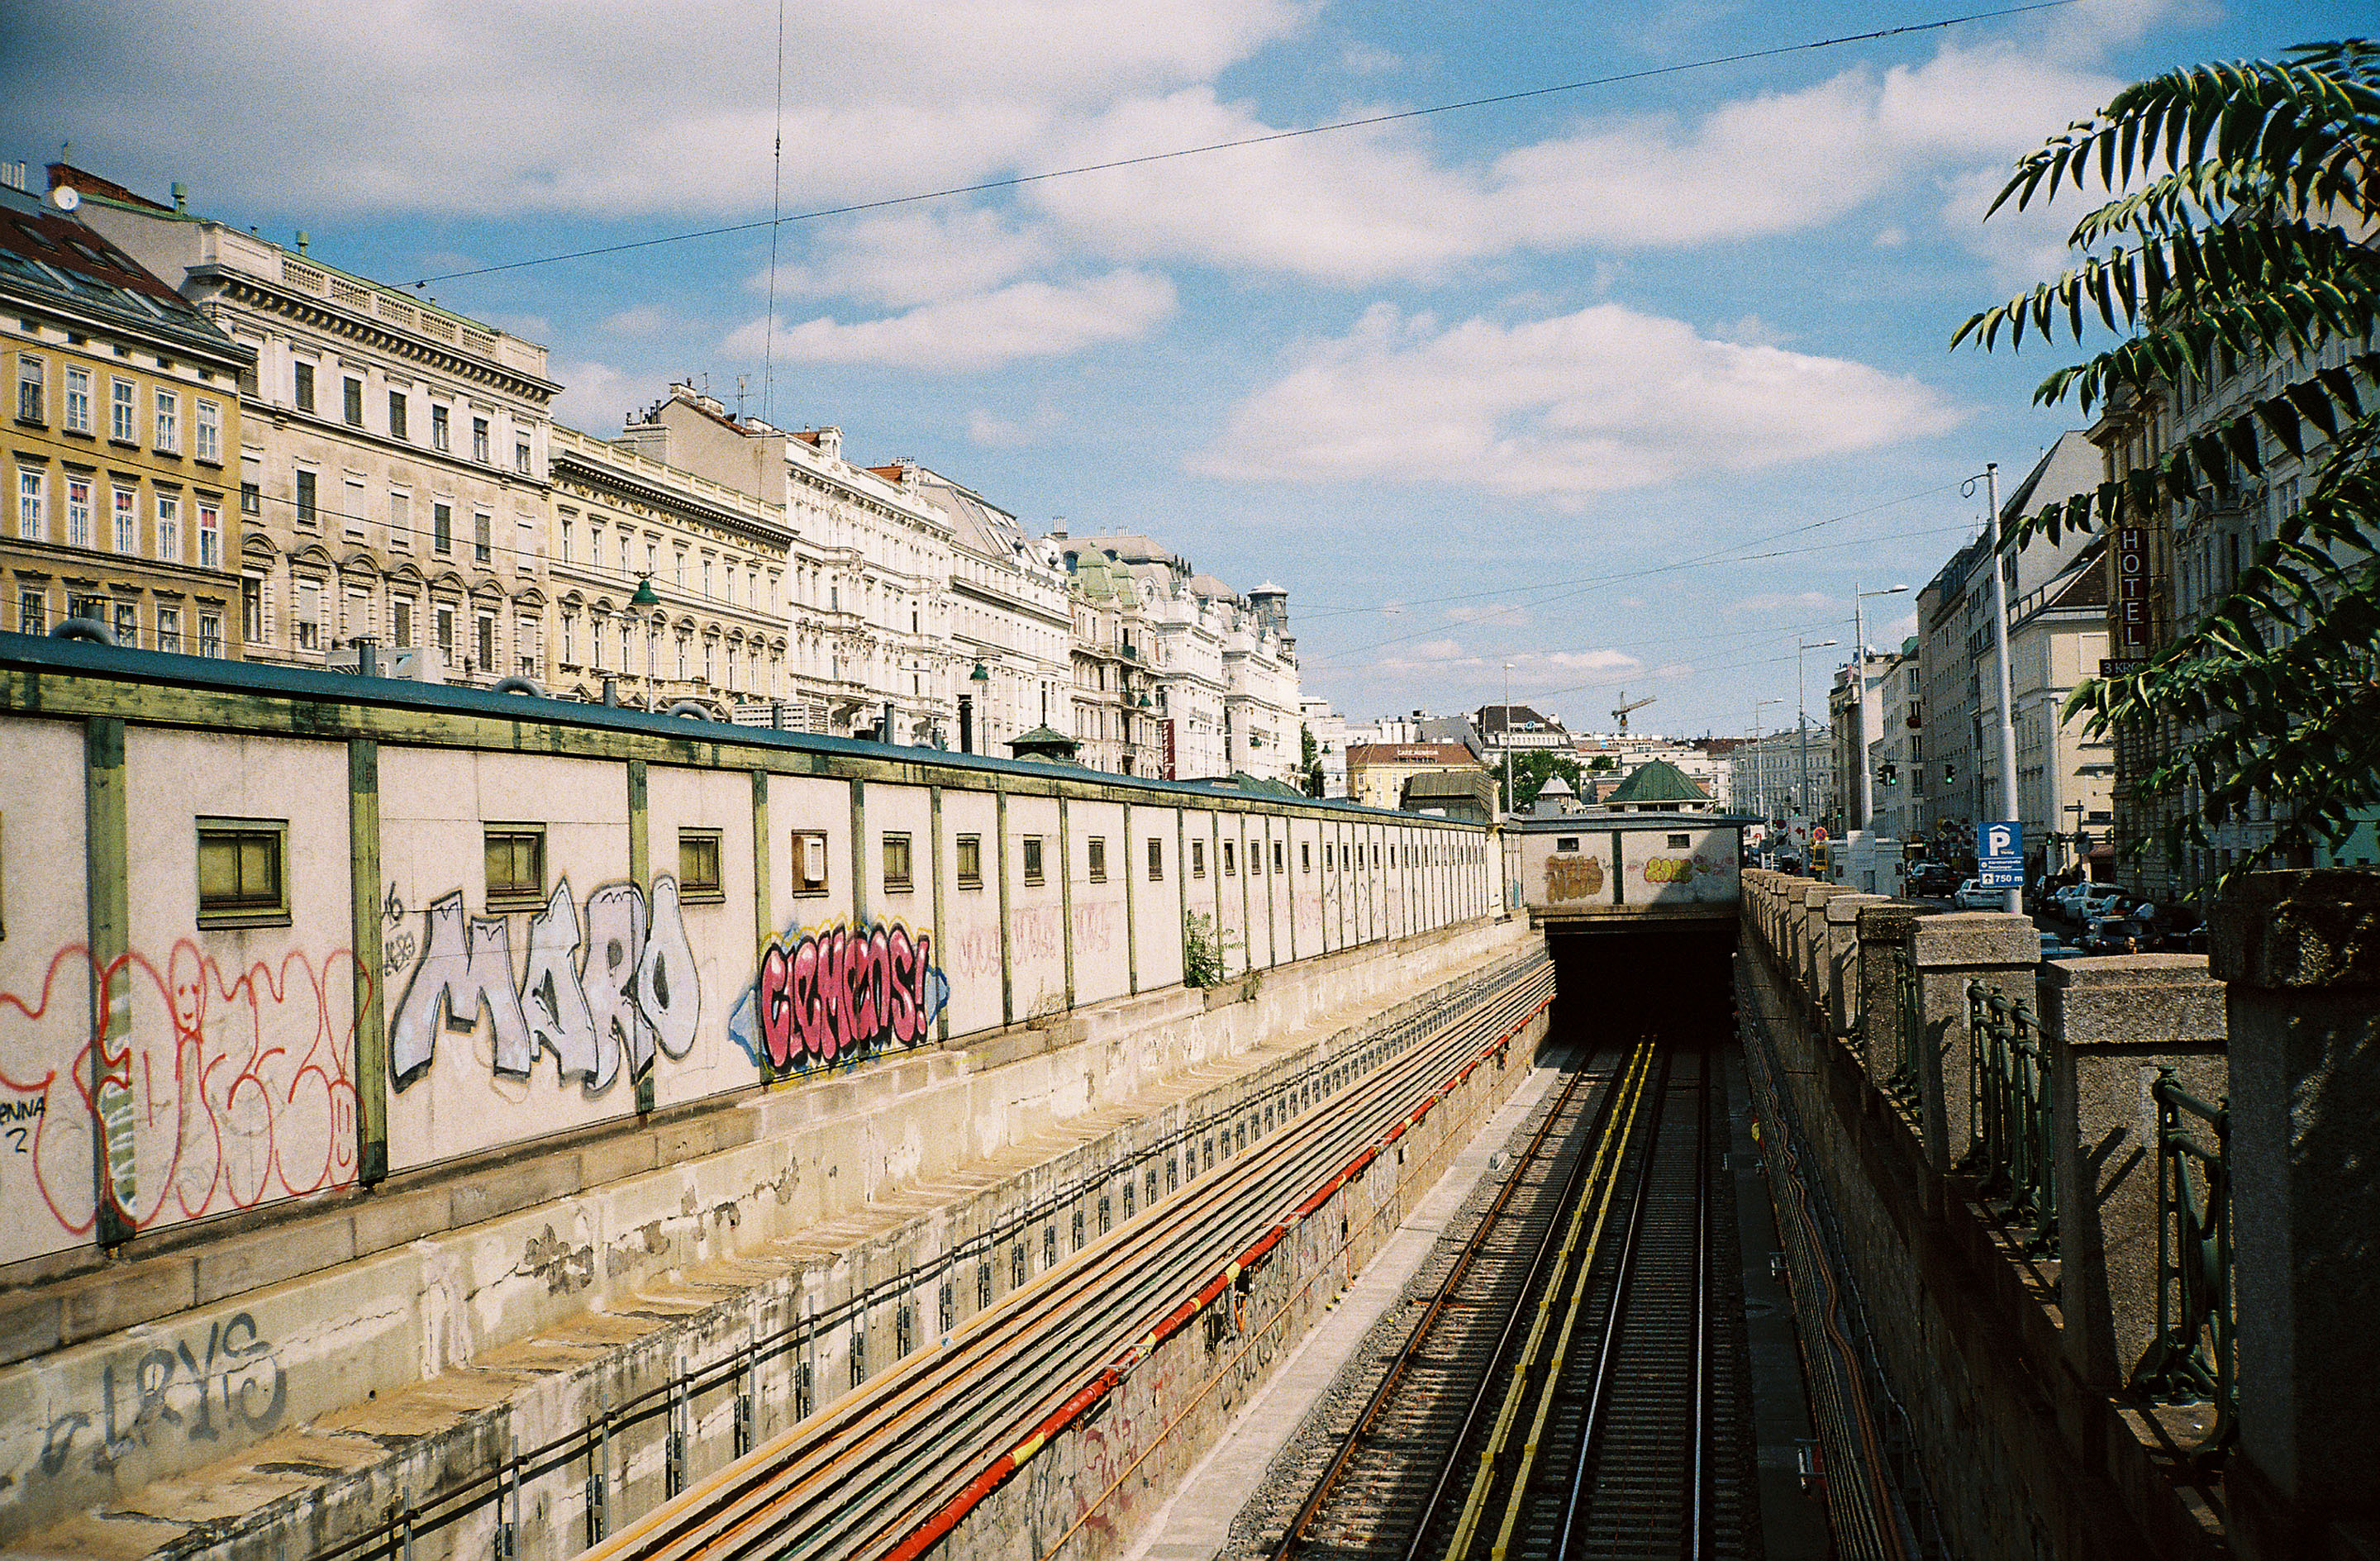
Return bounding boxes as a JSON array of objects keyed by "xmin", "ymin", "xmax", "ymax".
[
  {"xmin": 2130, "ymin": 1069, "xmax": 2234, "ymax": 1460},
  {"xmin": 1964, "ymin": 981, "xmax": 2057, "ymax": 1256},
  {"xmin": 1884, "ymin": 944, "xmax": 1921, "ymax": 1107}
]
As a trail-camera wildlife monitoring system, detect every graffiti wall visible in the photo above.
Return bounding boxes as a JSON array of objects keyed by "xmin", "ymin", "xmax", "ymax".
[
  {"xmin": 0, "ymin": 942, "xmax": 362, "ymax": 1267},
  {"xmin": 729, "ymin": 918, "xmax": 949, "ymax": 1077}
]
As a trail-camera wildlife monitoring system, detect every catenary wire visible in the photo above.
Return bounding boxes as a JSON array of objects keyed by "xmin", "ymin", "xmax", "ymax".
[{"xmin": 407, "ymin": 1, "xmax": 2082, "ymax": 288}]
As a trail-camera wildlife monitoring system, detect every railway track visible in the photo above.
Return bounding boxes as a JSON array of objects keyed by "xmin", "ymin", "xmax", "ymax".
[
  {"xmin": 1272, "ymin": 1038, "xmax": 1749, "ymax": 1561},
  {"xmin": 574, "ymin": 949, "xmax": 1556, "ymax": 1561}
]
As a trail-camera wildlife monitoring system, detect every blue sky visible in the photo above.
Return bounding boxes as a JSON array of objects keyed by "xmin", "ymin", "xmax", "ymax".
[{"xmin": 5, "ymin": 0, "xmax": 2363, "ymax": 735}]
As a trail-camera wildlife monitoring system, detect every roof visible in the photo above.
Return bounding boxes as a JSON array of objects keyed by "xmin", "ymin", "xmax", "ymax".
[
  {"xmin": 1346, "ymin": 743, "xmax": 1481, "ymax": 767},
  {"xmin": 1402, "ymin": 770, "xmax": 1495, "ymax": 799},
  {"xmin": 0, "ymin": 183, "xmax": 245, "ymax": 364},
  {"xmin": 1605, "ymin": 759, "xmax": 1711, "ymax": 804},
  {"xmin": 1477, "ymin": 703, "xmax": 1566, "ymax": 737}
]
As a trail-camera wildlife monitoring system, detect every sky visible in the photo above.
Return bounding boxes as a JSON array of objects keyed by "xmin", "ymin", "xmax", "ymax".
[{"xmin": 4, "ymin": 0, "xmax": 2363, "ymax": 737}]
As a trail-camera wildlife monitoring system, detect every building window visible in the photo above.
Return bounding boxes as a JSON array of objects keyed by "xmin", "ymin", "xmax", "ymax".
[
  {"xmin": 432, "ymin": 501, "xmax": 453, "ymax": 554},
  {"xmin": 559, "ymin": 611, "xmax": 576, "ymax": 665},
  {"xmin": 1223, "ymin": 840, "xmax": 1236, "ymax": 877},
  {"xmin": 154, "ymin": 388, "xmax": 178, "ymax": 452},
  {"xmin": 198, "ymin": 817, "xmax": 289, "ymax": 926},
  {"xmin": 1022, "ymin": 835, "xmax": 1045, "ymax": 886},
  {"xmin": 240, "ymin": 479, "xmax": 259, "ymax": 516},
  {"xmin": 16, "ymin": 469, "xmax": 40, "ymax": 540},
  {"xmin": 1272, "ymin": 841, "xmax": 1284, "ymax": 874},
  {"xmin": 956, "ymin": 833, "xmax": 983, "ymax": 888},
  {"xmin": 514, "ymin": 440, "xmax": 531, "ymax": 474},
  {"xmin": 678, "ymin": 830, "xmax": 724, "ymax": 902},
  {"xmin": 15, "ymin": 354, "xmax": 42, "ymax": 423},
  {"xmin": 388, "ymin": 489, "xmax": 409, "ymax": 549},
  {"xmin": 110, "ymin": 378, "xmax": 136, "ymax": 442},
  {"xmin": 883, "ymin": 833, "xmax": 914, "ymax": 892},
  {"xmin": 559, "ymin": 517, "xmax": 572, "ymax": 563},
  {"xmin": 1192, "ymin": 839, "xmax": 1206, "ymax": 878},
  {"xmin": 475, "ymin": 612, "xmax": 494, "ymax": 671},
  {"xmin": 292, "ymin": 360, "xmax": 315, "ymax": 412},
  {"xmin": 792, "ymin": 830, "xmax": 830, "ymax": 896},
  {"xmin": 112, "ymin": 486, "xmax": 136, "ymax": 552},
  {"xmin": 393, "ymin": 597, "xmax": 412, "ymax": 648},
  {"xmin": 1667, "ymin": 833, "xmax": 1692, "ymax": 850},
  {"xmin": 473, "ymin": 512, "xmax": 490, "ymax": 564},
  {"xmin": 17, "ymin": 588, "xmax": 43, "ymax": 632},
  {"xmin": 1148, "ymin": 837, "xmax": 1164, "ymax": 882},
  {"xmin": 194, "ymin": 397, "xmax": 221, "ymax": 462},
  {"xmin": 387, "ymin": 391, "xmax": 407, "ymax": 440},
  {"xmin": 293, "ymin": 578, "xmax": 321, "ymax": 650},
  {"xmin": 484, "ymin": 826, "xmax": 545, "ymax": 909},
  {"xmin": 64, "ymin": 365, "xmax": 92, "ymax": 431},
  {"xmin": 431, "ymin": 402, "xmax": 450, "ymax": 451},
  {"xmin": 242, "ymin": 577, "xmax": 263, "ymax": 642},
  {"xmin": 436, "ymin": 605, "xmax": 455, "ymax": 656},
  {"xmin": 197, "ymin": 612, "xmax": 222, "ymax": 657},
  {"xmin": 155, "ymin": 492, "xmax": 178, "ymax": 560},
  {"xmin": 66, "ymin": 478, "xmax": 91, "ymax": 547},
  {"xmin": 472, "ymin": 416, "xmax": 490, "ymax": 463},
  {"xmin": 296, "ymin": 469, "xmax": 317, "ymax": 526},
  {"xmin": 157, "ymin": 605, "xmax": 181, "ymax": 654},
  {"xmin": 1087, "ymin": 836, "xmax": 1107, "ymax": 883},
  {"xmin": 1302, "ymin": 842, "xmax": 1311, "ymax": 873}
]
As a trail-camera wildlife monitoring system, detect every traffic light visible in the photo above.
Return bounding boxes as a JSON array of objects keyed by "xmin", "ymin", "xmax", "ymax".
[{"xmin": 1878, "ymin": 763, "xmax": 1899, "ymax": 786}]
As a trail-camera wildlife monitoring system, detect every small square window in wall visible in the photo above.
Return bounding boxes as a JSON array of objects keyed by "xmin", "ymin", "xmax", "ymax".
[
  {"xmin": 484, "ymin": 826, "xmax": 545, "ymax": 911},
  {"xmin": 956, "ymin": 833, "xmax": 983, "ymax": 889},
  {"xmin": 1086, "ymin": 835, "xmax": 1107, "ymax": 883},
  {"xmin": 1667, "ymin": 833, "xmax": 1692, "ymax": 850},
  {"xmin": 793, "ymin": 830, "xmax": 830, "ymax": 896},
  {"xmin": 883, "ymin": 832, "xmax": 914, "ymax": 892},
  {"xmin": 1222, "ymin": 840, "xmax": 1236, "ymax": 877},
  {"xmin": 1147, "ymin": 837, "xmax": 1164, "ymax": 882},
  {"xmin": 1273, "ymin": 841, "xmax": 1284, "ymax": 874},
  {"xmin": 679, "ymin": 829, "xmax": 724, "ymax": 902},
  {"xmin": 1558, "ymin": 836, "xmax": 1580, "ymax": 852},
  {"xmin": 1302, "ymin": 842, "xmax": 1311, "ymax": 873},
  {"xmin": 1190, "ymin": 839, "xmax": 1206, "ymax": 879},
  {"xmin": 197, "ymin": 817, "xmax": 289, "ymax": 928},
  {"xmin": 1022, "ymin": 835, "xmax": 1045, "ymax": 886}
]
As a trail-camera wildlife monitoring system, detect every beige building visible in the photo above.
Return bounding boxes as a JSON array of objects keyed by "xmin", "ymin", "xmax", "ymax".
[
  {"xmin": 2, "ymin": 170, "xmax": 250, "ymax": 658},
  {"xmin": 547, "ymin": 426, "xmax": 793, "ymax": 713},
  {"xmin": 1346, "ymin": 741, "xmax": 1486, "ymax": 810},
  {"xmin": 67, "ymin": 164, "xmax": 561, "ymax": 689}
]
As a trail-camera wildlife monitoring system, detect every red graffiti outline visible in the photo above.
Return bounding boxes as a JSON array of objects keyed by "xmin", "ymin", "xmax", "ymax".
[{"xmin": 753, "ymin": 920, "xmax": 939, "ymax": 1075}]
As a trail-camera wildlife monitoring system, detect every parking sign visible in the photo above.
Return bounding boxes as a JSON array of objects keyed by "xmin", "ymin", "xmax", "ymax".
[{"xmin": 1976, "ymin": 821, "xmax": 2023, "ymax": 888}]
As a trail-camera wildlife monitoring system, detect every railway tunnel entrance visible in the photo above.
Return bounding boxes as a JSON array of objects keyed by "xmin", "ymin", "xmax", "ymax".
[{"xmin": 1545, "ymin": 923, "xmax": 1739, "ymax": 1043}]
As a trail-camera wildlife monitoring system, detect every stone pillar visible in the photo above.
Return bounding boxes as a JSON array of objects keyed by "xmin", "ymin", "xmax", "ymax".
[
  {"xmin": 1854, "ymin": 900, "xmax": 1918, "ymax": 1083},
  {"xmin": 1824, "ymin": 892, "xmax": 1887, "ymax": 1044},
  {"xmin": 2035, "ymin": 954, "xmax": 2226, "ymax": 1393},
  {"xmin": 1799, "ymin": 882, "xmax": 1846, "ymax": 1012},
  {"xmin": 2210, "ymin": 870, "xmax": 2380, "ymax": 1561},
  {"xmin": 1906, "ymin": 912, "xmax": 2039, "ymax": 1173}
]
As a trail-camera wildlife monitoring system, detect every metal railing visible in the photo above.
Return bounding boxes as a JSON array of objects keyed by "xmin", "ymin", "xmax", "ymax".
[
  {"xmin": 2130, "ymin": 1069, "xmax": 2234, "ymax": 1459},
  {"xmin": 1884, "ymin": 942, "xmax": 1921, "ymax": 1107},
  {"xmin": 1964, "ymin": 981, "xmax": 2057, "ymax": 1256}
]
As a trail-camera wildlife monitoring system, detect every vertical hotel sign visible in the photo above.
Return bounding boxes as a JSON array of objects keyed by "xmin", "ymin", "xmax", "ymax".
[
  {"xmin": 2113, "ymin": 509, "xmax": 2152, "ymax": 652},
  {"xmin": 1159, "ymin": 718, "xmax": 1178, "ymax": 780}
]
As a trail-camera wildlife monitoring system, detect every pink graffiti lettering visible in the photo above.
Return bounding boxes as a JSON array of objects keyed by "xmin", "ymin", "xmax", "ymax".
[{"xmin": 751, "ymin": 921, "xmax": 945, "ymax": 1075}]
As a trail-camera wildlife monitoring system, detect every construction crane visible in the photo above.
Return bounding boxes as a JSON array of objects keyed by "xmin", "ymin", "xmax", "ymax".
[{"xmin": 1612, "ymin": 691, "xmax": 1655, "ymax": 733}]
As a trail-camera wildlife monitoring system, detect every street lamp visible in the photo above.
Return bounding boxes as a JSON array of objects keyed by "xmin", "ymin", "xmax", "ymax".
[
  {"xmin": 1979, "ymin": 461, "xmax": 2023, "ymax": 915},
  {"xmin": 1851, "ymin": 584, "xmax": 1909, "ymax": 851},
  {"xmin": 1502, "ymin": 659, "xmax": 1515, "ymax": 819},
  {"xmin": 1795, "ymin": 637, "xmax": 1839, "ymax": 826}
]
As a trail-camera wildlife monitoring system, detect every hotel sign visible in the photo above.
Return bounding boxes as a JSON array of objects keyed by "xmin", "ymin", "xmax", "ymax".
[
  {"xmin": 2114, "ymin": 517, "xmax": 2152, "ymax": 650},
  {"xmin": 1159, "ymin": 718, "xmax": 1178, "ymax": 780}
]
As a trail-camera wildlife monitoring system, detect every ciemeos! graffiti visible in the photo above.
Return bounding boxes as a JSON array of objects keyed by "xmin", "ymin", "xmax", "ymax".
[
  {"xmin": 728, "ymin": 919, "xmax": 949, "ymax": 1076},
  {"xmin": 390, "ymin": 877, "xmax": 699, "ymax": 1091}
]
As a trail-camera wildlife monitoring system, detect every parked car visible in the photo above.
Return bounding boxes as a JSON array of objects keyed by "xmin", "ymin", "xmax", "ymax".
[
  {"xmin": 2039, "ymin": 931, "xmax": 2086, "ymax": 960},
  {"xmin": 1907, "ymin": 864, "xmax": 1959, "ymax": 898},
  {"xmin": 1953, "ymin": 878, "xmax": 2006, "ymax": 911},
  {"xmin": 2082, "ymin": 913, "xmax": 2155, "ymax": 954}
]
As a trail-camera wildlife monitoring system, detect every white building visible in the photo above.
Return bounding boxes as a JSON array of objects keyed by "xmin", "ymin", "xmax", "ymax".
[
  {"xmin": 1300, "ymin": 697, "xmax": 1349, "ymax": 797},
  {"xmin": 76, "ymin": 165, "xmax": 559, "ymax": 688},
  {"xmin": 911, "ymin": 469, "xmax": 1072, "ymax": 758}
]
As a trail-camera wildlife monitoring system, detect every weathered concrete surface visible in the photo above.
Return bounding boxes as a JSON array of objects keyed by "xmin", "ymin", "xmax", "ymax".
[
  {"xmin": 2212, "ymin": 869, "xmax": 2380, "ymax": 1561},
  {"xmin": 6, "ymin": 916, "xmax": 1532, "ymax": 1556}
]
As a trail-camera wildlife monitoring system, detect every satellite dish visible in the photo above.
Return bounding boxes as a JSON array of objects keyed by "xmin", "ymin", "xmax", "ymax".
[{"xmin": 50, "ymin": 185, "xmax": 79, "ymax": 212}]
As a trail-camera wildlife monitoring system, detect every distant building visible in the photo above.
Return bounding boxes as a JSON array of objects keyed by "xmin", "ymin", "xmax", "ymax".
[
  {"xmin": 1400, "ymin": 769, "xmax": 1495, "ymax": 825},
  {"xmin": 2, "ymin": 170, "xmax": 251, "ymax": 660},
  {"xmin": 1521, "ymin": 773, "xmax": 1587, "ymax": 816},
  {"xmin": 1476, "ymin": 703, "xmax": 1570, "ymax": 764},
  {"xmin": 1598, "ymin": 759, "xmax": 1716, "ymax": 814},
  {"xmin": 1300, "ymin": 697, "xmax": 1349, "ymax": 797},
  {"xmin": 1346, "ymin": 741, "xmax": 1484, "ymax": 811}
]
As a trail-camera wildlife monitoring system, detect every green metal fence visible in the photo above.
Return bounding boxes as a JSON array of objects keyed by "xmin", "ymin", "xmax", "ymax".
[
  {"xmin": 1884, "ymin": 941, "xmax": 1921, "ymax": 1108},
  {"xmin": 1964, "ymin": 980, "xmax": 2057, "ymax": 1256},
  {"xmin": 2130, "ymin": 1068, "xmax": 2235, "ymax": 1460}
]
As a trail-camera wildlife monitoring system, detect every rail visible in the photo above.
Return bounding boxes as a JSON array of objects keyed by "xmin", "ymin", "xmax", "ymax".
[
  {"xmin": 1884, "ymin": 942, "xmax": 1921, "ymax": 1108},
  {"xmin": 2130, "ymin": 1069, "xmax": 2235, "ymax": 1461},
  {"xmin": 1964, "ymin": 980, "xmax": 2056, "ymax": 1257}
]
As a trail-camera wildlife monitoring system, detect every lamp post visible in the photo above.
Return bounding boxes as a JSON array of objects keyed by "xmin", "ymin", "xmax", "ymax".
[
  {"xmin": 1751, "ymin": 698, "xmax": 1781, "ymax": 845},
  {"xmin": 1795, "ymin": 636, "xmax": 1839, "ymax": 826},
  {"xmin": 1983, "ymin": 461, "xmax": 2023, "ymax": 914},
  {"xmin": 1502, "ymin": 659, "xmax": 1514, "ymax": 818}
]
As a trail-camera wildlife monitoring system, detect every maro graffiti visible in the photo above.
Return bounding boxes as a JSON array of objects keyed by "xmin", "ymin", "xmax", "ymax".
[
  {"xmin": 730, "ymin": 919, "xmax": 949, "ymax": 1076},
  {"xmin": 389, "ymin": 877, "xmax": 699, "ymax": 1091},
  {"xmin": 0, "ymin": 942, "xmax": 361, "ymax": 1255},
  {"xmin": 1544, "ymin": 855, "xmax": 1606, "ymax": 903}
]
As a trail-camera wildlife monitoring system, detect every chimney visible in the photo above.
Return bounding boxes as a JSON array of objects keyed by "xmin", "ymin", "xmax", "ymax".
[
  {"xmin": 1050, "ymin": 516, "xmax": 1068, "ymax": 541},
  {"xmin": 0, "ymin": 163, "xmax": 25, "ymax": 193},
  {"xmin": 817, "ymin": 425, "xmax": 842, "ymax": 461}
]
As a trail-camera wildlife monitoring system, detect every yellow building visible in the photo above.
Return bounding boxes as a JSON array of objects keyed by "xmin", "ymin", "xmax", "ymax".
[
  {"xmin": 2, "ymin": 174, "xmax": 251, "ymax": 656},
  {"xmin": 1345, "ymin": 742, "xmax": 1486, "ymax": 811}
]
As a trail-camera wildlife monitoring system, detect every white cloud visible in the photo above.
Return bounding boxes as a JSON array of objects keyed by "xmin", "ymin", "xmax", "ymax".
[
  {"xmin": 968, "ymin": 404, "xmax": 1064, "ymax": 446},
  {"xmin": 725, "ymin": 270, "xmax": 1177, "ymax": 372},
  {"xmin": 602, "ymin": 304, "xmax": 673, "ymax": 337},
  {"xmin": 1191, "ymin": 301, "xmax": 1963, "ymax": 499},
  {"xmin": 1734, "ymin": 590, "xmax": 1835, "ymax": 612},
  {"xmin": 1446, "ymin": 602, "xmax": 1530, "ymax": 626},
  {"xmin": 764, "ymin": 207, "xmax": 1057, "ymax": 309},
  {"xmin": 550, "ymin": 359, "xmax": 640, "ymax": 433}
]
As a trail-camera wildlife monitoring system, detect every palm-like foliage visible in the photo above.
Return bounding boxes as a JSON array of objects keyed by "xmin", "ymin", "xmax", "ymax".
[{"xmin": 1953, "ymin": 40, "xmax": 2380, "ymax": 890}]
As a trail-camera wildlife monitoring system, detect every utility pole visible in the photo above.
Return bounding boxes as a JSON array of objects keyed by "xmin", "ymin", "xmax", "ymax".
[
  {"xmin": 1501, "ymin": 660, "xmax": 1514, "ymax": 817},
  {"xmin": 1984, "ymin": 460, "xmax": 2022, "ymax": 914}
]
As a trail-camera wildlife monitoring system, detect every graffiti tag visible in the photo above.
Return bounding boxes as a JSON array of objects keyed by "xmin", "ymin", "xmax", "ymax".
[
  {"xmin": 1643, "ymin": 856, "xmax": 1699, "ymax": 883},
  {"xmin": 389, "ymin": 877, "xmax": 699, "ymax": 1091},
  {"xmin": 730, "ymin": 919, "xmax": 948, "ymax": 1075},
  {"xmin": 1544, "ymin": 855, "xmax": 1606, "ymax": 902},
  {"xmin": 40, "ymin": 1310, "xmax": 285, "ymax": 1477}
]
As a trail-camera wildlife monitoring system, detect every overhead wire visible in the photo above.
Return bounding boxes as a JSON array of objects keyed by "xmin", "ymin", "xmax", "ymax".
[{"xmin": 406, "ymin": 0, "xmax": 2082, "ymax": 288}]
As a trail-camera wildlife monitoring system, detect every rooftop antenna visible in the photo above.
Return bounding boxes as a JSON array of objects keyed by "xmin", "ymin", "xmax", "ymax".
[{"xmin": 735, "ymin": 373, "xmax": 750, "ymax": 418}]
